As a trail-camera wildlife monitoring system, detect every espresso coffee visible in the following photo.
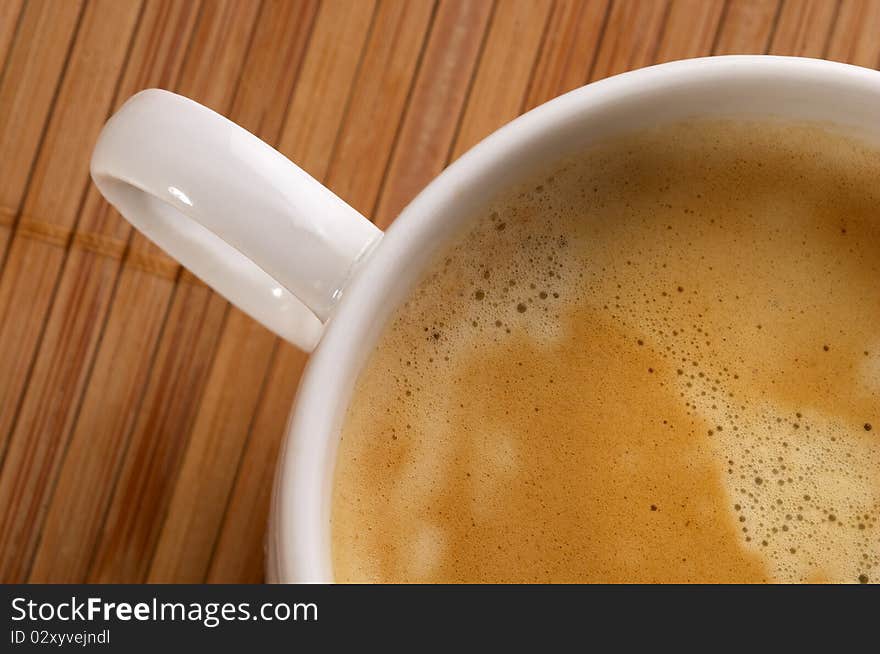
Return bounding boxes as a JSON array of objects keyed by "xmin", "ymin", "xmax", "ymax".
[{"xmin": 332, "ymin": 120, "xmax": 880, "ymax": 583}]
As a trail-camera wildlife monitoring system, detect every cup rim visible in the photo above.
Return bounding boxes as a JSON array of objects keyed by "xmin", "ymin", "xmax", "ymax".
[{"xmin": 270, "ymin": 55, "xmax": 880, "ymax": 583}]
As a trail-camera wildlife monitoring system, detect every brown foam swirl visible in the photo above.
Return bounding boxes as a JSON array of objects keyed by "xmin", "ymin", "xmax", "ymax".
[{"xmin": 332, "ymin": 120, "xmax": 880, "ymax": 583}]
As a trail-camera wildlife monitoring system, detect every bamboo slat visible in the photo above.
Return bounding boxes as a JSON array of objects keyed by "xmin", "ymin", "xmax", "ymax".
[
  {"xmin": 322, "ymin": 0, "xmax": 436, "ymax": 216},
  {"xmin": 83, "ymin": 0, "xmax": 264, "ymax": 584},
  {"xmin": 145, "ymin": 0, "xmax": 322, "ymax": 584},
  {"xmin": 827, "ymin": 0, "xmax": 880, "ymax": 66},
  {"xmin": 21, "ymin": 0, "xmax": 265, "ymax": 584},
  {"xmin": 0, "ymin": 0, "xmax": 25, "ymax": 69},
  {"xmin": 206, "ymin": 341, "xmax": 310, "ymax": 582},
  {"xmin": 589, "ymin": 0, "xmax": 670, "ymax": 80},
  {"xmin": 27, "ymin": 0, "xmax": 205, "ymax": 584},
  {"xmin": 0, "ymin": 0, "xmax": 868, "ymax": 584},
  {"xmin": 0, "ymin": 0, "xmax": 144, "ymax": 583},
  {"xmin": 451, "ymin": 0, "xmax": 554, "ymax": 159},
  {"xmin": 770, "ymin": 0, "xmax": 839, "ymax": 56},
  {"xmin": 0, "ymin": 0, "xmax": 85, "ymax": 261},
  {"xmin": 523, "ymin": 0, "xmax": 610, "ymax": 111},
  {"xmin": 373, "ymin": 0, "xmax": 494, "ymax": 228},
  {"xmin": 655, "ymin": 0, "xmax": 725, "ymax": 63},
  {"xmin": 713, "ymin": 0, "xmax": 782, "ymax": 54}
]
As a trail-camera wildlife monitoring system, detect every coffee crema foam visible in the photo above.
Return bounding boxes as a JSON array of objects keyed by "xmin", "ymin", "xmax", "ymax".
[{"xmin": 332, "ymin": 121, "xmax": 880, "ymax": 583}]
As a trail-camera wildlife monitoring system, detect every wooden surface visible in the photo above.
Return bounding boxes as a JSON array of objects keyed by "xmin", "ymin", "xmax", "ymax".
[{"xmin": 0, "ymin": 0, "xmax": 878, "ymax": 583}]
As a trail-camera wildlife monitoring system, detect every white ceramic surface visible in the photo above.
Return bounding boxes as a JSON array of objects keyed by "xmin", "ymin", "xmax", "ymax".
[
  {"xmin": 90, "ymin": 56, "xmax": 880, "ymax": 583},
  {"xmin": 91, "ymin": 90, "xmax": 382, "ymax": 351}
]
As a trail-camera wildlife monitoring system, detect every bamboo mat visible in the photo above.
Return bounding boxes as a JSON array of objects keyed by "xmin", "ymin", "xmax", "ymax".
[{"xmin": 0, "ymin": 0, "xmax": 877, "ymax": 584}]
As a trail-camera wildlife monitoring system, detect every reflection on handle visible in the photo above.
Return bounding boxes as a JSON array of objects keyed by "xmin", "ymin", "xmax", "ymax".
[{"xmin": 90, "ymin": 89, "xmax": 382, "ymax": 351}]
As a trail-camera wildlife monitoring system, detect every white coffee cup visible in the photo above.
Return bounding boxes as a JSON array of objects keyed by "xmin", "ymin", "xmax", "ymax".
[{"xmin": 90, "ymin": 56, "xmax": 880, "ymax": 582}]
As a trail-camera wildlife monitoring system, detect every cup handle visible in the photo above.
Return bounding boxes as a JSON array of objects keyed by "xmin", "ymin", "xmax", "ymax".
[{"xmin": 90, "ymin": 89, "xmax": 382, "ymax": 351}]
